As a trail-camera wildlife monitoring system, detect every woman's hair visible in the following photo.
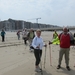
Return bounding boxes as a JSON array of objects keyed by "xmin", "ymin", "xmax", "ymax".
[{"xmin": 36, "ymin": 29, "xmax": 41, "ymax": 32}]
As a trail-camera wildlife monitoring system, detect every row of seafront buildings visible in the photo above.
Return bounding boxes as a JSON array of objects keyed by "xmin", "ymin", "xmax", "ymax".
[{"xmin": 0, "ymin": 18, "xmax": 58, "ymax": 31}]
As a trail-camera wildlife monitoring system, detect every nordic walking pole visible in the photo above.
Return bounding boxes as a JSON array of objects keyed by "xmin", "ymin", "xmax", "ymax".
[
  {"xmin": 40, "ymin": 57, "xmax": 43, "ymax": 75},
  {"xmin": 44, "ymin": 46, "xmax": 47, "ymax": 68},
  {"xmin": 49, "ymin": 43, "xmax": 52, "ymax": 66},
  {"xmin": 39, "ymin": 44, "xmax": 43, "ymax": 75}
]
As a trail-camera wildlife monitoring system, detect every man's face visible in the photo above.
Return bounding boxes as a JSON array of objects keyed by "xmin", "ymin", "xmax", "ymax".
[{"xmin": 63, "ymin": 28, "xmax": 68, "ymax": 34}]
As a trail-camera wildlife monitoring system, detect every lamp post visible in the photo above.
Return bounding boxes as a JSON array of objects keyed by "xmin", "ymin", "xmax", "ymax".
[
  {"xmin": 36, "ymin": 18, "xmax": 41, "ymax": 28},
  {"xmin": 27, "ymin": 17, "xmax": 41, "ymax": 29}
]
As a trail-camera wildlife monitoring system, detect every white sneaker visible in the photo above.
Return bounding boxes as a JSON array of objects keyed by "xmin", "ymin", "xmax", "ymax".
[
  {"xmin": 35, "ymin": 67, "xmax": 41, "ymax": 72},
  {"xmin": 30, "ymin": 49, "xmax": 34, "ymax": 52},
  {"xmin": 38, "ymin": 66, "xmax": 42, "ymax": 70}
]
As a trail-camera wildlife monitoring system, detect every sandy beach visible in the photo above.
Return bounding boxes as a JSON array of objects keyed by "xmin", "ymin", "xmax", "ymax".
[{"xmin": 0, "ymin": 31, "xmax": 75, "ymax": 75}]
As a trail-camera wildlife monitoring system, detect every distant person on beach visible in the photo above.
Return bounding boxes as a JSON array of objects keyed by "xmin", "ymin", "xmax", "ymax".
[
  {"xmin": 22, "ymin": 28, "xmax": 28, "ymax": 45},
  {"xmin": 74, "ymin": 33, "xmax": 75, "ymax": 45},
  {"xmin": 32, "ymin": 29, "xmax": 47, "ymax": 72},
  {"xmin": 53, "ymin": 30, "xmax": 58, "ymax": 39},
  {"xmin": 17, "ymin": 30, "xmax": 21, "ymax": 40},
  {"xmin": 57, "ymin": 27, "xmax": 74, "ymax": 71},
  {"xmin": 27, "ymin": 28, "xmax": 35, "ymax": 51},
  {"xmin": 74, "ymin": 33, "xmax": 75, "ymax": 38},
  {"xmin": 68, "ymin": 29, "xmax": 74, "ymax": 45},
  {"xmin": 1, "ymin": 29, "xmax": 6, "ymax": 42}
]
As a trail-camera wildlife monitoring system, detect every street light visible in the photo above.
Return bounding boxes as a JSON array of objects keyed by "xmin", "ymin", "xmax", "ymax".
[
  {"xmin": 27, "ymin": 17, "xmax": 41, "ymax": 28},
  {"xmin": 36, "ymin": 18, "xmax": 41, "ymax": 23},
  {"xmin": 36, "ymin": 18, "xmax": 41, "ymax": 28}
]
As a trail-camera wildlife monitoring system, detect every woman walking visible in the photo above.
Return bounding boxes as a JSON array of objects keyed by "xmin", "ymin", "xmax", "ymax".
[
  {"xmin": 22, "ymin": 28, "xmax": 28, "ymax": 45},
  {"xmin": 32, "ymin": 29, "xmax": 47, "ymax": 72}
]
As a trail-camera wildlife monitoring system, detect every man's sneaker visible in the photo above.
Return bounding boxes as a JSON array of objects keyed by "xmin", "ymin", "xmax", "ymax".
[
  {"xmin": 66, "ymin": 66, "xmax": 71, "ymax": 71},
  {"xmin": 35, "ymin": 67, "xmax": 41, "ymax": 72},
  {"xmin": 57, "ymin": 65, "xmax": 61, "ymax": 69}
]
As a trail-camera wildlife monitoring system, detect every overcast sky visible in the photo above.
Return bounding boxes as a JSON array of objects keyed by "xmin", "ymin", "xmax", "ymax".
[{"xmin": 0, "ymin": 0, "xmax": 75, "ymax": 26}]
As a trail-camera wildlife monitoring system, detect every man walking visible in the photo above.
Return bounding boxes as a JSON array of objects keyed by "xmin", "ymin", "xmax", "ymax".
[
  {"xmin": 17, "ymin": 30, "xmax": 20, "ymax": 40},
  {"xmin": 1, "ymin": 29, "xmax": 6, "ymax": 42},
  {"xmin": 27, "ymin": 28, "xmax": 35, "ymax": 51},
  {"xmin": 57, "ymin": 27, "xmax": 73, "ymax": 71}
]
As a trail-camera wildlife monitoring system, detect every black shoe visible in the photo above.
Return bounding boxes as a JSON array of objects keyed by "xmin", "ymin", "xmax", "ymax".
[
  {"xmin": 66, "ymin": 66, "xmax": 71, "ymax": 71},
  {"xmin": 57, "ymin": 65, "xmax": 61, "ymax": 69}
]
